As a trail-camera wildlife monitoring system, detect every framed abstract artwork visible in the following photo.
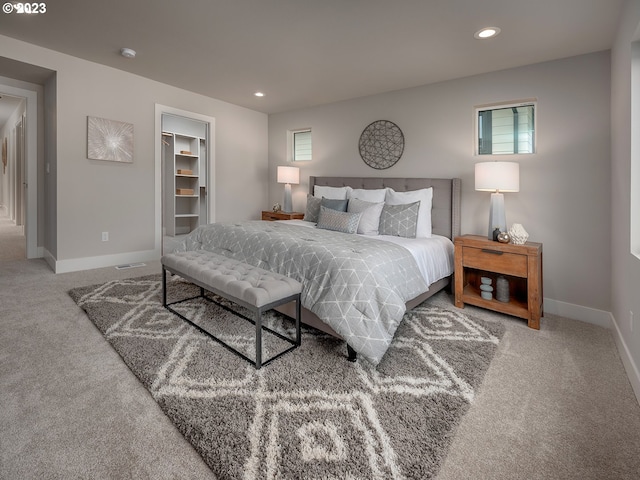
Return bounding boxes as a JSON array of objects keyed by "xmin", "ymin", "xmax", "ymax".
[{"xmin": 87, "ymin": 116, "xmax": 134, "ymax": 163}]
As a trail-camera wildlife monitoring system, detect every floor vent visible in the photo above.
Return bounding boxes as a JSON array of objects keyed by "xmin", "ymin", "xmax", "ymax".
[{"xmin": 115, "ymin": 263, "xmax": 146, "ymax": 270}]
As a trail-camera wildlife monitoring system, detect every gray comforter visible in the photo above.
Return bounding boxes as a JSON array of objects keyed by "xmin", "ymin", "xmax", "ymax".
[{"xmin": 175, "ymin": 221, "xmax": 428, "ymax": 364}]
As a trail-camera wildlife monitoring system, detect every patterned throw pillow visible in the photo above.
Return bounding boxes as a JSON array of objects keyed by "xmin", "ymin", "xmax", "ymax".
[
  {"xmin": 385, "ymin": 187, "xmax": 433, "ymax": 237},
  {"xmin": 304, "ymin": 194, "xmax": 322, "ymax": 222},
  {"xmin": 379, "ymin": 201, "xmax": 421, "ymax": 238},
  {"xmin": 316, "ymin": 206, "xmax": 362, "ymax": 234}
]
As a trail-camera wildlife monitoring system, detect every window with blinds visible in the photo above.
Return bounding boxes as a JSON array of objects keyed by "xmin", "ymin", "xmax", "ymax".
[
  {"xmin": 293, "ymin": 129, "xmax": 312, "ymax": 161},
  {"xmin": 476, "ymin": 101, "xmax": 536, "ymax": 155}
]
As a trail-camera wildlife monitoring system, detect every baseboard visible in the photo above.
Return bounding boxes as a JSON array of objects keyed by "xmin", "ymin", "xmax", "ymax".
[
  {"xmin": 610, "ymin": 313, "xmax": 640, "ymax": 404},
  {"xmin": 543, "ymin": 297, "xmax": 611, "ymax": 328},
  {"xmin": 52, "ymin": 249, "xmax": 160, "ymax": 274},
  {"xmin": 43, "ymin": 248, "xmax": 56, "ymax": 272}
]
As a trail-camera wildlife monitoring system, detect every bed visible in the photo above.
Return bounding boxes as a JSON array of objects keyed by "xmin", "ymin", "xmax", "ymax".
[{"xmin": 176, "ymin": 176, "xmax": 461, "ymax": 365}]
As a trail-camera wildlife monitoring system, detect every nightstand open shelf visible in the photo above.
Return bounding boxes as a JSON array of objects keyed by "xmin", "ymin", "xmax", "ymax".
[
  {"xmin": 454, "ymin": 235, "xmax": 543, "ymax": 329},
  {"xmin": 461, "ymin": 269, "xmax": 529, "ymax": 318}
]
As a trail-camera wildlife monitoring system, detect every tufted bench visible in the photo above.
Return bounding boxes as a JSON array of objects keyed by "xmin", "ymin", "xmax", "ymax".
[{"xmin": 161, "ymin": 250, "xmax": 302, "ymax": 369}]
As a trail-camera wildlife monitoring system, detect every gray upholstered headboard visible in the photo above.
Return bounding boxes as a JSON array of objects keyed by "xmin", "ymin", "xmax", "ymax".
[{"xmin": 309, "ymin": 177, "xmax": 461, "ymax": 240}]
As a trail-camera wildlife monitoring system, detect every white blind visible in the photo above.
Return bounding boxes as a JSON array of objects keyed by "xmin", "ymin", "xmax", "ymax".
[{"xmin": 293, "ymin": 130, "xmax": 312, "ymax": 161}]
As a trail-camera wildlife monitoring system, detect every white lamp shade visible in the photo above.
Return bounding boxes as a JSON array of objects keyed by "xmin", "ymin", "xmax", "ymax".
[
  {"xmin": 277, "ymin": 166, "xmax": 300, "ymax": 185},
  {"xmin": 475, "ymin": 162, "xmax": 520, "ymax": 192}
]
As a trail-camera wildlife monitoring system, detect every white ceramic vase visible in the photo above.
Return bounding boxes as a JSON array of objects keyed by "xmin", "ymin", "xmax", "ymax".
[{"xmin": 509, "ymin": 223, "xmax": 529, "ymax": 245}]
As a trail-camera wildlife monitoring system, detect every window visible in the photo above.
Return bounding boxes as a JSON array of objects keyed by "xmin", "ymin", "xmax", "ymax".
[
  {"xmin": 476, "ymin": 101, "xmax": 536, "ymax": 155},
  {"xmin": 292, "ymin": 129, "xmax": 312, "ymax": 161}
]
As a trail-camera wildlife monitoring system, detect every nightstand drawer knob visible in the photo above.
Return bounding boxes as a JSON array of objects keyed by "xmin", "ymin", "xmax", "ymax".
[{"xmin": 481, "ymin": 249, "xmax": 504, "ymax": 255}]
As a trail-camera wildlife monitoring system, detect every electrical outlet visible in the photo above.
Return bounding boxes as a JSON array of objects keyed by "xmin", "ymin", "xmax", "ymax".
[{"xmin": 101, "ymin": 232, "xmax": 109, "ymax": 242}]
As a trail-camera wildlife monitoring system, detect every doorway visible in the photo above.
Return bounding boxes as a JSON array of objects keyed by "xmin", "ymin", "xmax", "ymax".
[
  {"xmin": 0, "ymin": 84, "xmax": 38, "ymax": 259},
  {"xmin": 0, "ymin": 93, "xmax": 27, "ymax": 260},
  {"xmin": 154, "ymin": 105, "xmax": 216, "ymax": 256}
]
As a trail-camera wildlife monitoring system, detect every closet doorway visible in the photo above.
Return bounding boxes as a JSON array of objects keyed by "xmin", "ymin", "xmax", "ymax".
[{"xmin": 155, "ymin": 105, "xmax": 215, "ymax": 255}]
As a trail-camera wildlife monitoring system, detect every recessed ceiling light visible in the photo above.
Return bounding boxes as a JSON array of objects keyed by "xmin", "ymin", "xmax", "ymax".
[
  {"xmin": 474, "ymin": 27, "xmax": 501, "ymax": 39},
  {"xmin": 120, "ymin": 48, "xmax": 136, "ymax": 58},
  {"xmin": 254, "ymin": 92, "xmax": 265, "ymax": 97}
]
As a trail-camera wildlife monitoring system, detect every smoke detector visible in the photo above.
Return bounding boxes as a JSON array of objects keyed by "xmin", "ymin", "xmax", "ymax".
[{"xmin": 120, "ymin": 48, "xmax": 136, "ymax": 59}]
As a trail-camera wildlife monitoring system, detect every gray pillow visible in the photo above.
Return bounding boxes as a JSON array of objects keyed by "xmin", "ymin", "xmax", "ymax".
[
  {"xmin": 304, "ymin": 194, "xmax": 322, "ymax": 222},
  {"xmin": 347, "ymin": 197, "xmax": 384, "ymax": 235},
  {"xmin": 379, "ymin": 201, "xmax": 420, "ymax": 238},
  {"xmin": 321, "ymin": 197, "xmax": 348, "ymax": 212},
  {"xmin": 316, "ymin": 206, "xmax": 362, "ymax": 234}
]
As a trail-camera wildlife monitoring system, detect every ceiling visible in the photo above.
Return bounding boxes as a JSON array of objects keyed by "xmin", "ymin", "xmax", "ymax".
[{"xmin": 0, "ymin": 0, "xmax": 624, "ymax": 116}]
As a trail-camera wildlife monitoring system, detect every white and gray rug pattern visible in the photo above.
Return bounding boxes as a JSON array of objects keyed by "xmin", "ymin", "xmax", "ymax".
[{"xmin": 69, "ymin": 275, "xmax": 504, "ymax": 480}]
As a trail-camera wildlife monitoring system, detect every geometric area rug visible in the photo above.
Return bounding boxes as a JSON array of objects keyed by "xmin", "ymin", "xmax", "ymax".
[{"xmin": 69, "ymin": 274, "xmax": 505, "ymax": 480}]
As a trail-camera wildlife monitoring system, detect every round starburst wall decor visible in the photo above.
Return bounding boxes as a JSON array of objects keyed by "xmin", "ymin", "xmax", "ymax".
[{"xmin": 358, "ymin": 120, "xmax": 404, "ymax": 170}]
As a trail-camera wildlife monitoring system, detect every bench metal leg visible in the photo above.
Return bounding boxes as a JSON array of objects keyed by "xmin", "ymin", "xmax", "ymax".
[
  {"xmin": 296, "ymin": 296, "xmax": 301, "ymax": 346},
  {"xmin": 255, "ymin": 309, "xmax": 263, "ymax": 369},
  {"xmin": 162, "ymin": 267, "xmax": 167, "ymax": 307}
]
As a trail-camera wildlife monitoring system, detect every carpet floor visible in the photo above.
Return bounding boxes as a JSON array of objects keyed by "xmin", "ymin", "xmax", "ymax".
[{"xmin": 69, "ymin": 274, "xmax": 504, "ymax": 480}]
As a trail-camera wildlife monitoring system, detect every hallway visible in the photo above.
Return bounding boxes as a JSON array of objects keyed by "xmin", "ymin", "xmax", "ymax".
[{"xmin": 0, "ymin": 211, "xmax": 25, "ymax": 261}]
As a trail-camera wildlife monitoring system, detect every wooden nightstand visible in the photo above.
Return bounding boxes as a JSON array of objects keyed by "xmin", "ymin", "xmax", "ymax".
[
  {"xmin": 261, "ymin": 211, "xmax": 305, "ymax": 221},
  {"xmin": 454, "ymin": 234, "xmax": 543, "ymax": 329}
]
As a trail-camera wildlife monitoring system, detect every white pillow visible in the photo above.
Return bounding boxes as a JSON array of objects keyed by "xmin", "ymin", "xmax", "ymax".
[
  {"xmin": 313, "ymin": 185, "xmax": 351, "ymax": 200},
  {"xmin": 349, "ymin": 188, "xmax": 387, "ymax": 203},
  {"xmin": 385, "ymin": 187, "xmax": 433, "ymax": 238},
  {"xmin": 347, "ymin": 198, "xmax": 384, "ymax": 235}
]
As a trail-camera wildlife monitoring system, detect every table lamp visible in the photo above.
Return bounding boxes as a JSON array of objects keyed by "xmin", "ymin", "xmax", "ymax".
[
  {"xmin": 277, "ymin": 166, "xmax": 300, "ymax": 213},
  {"xmin": 475, "ymin": 161, "xmax": 519, "ymax": 239}
]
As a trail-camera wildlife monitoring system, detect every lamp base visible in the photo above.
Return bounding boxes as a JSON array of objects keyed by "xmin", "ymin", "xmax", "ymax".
[
  {"xmin": 283, "ymin": 183, "xmax": 293, "ymax": 213},
  {"xmin": 487, "ymin": 192, "xmax": 507, "ymax": 239}
]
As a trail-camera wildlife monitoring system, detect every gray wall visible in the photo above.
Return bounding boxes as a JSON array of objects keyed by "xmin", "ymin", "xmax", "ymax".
[
  {"xmin": 269, "ymin": 51, "xmax": 612, "ymax": 313},
  {"xmin": 611, "ymin": 0, "xmax": 640, "ymax": 397},
  {"xmin": 0, "ymin": 35, "xmax": 268, "ymax": 268}
]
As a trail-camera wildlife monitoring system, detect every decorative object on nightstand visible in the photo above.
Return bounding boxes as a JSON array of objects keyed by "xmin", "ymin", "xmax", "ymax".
[
  {"xmin": 277, "ymin": 166, "xmax": 300, "ymax": 213},
  {"xmin": 497, "ymin": 231, "xmax": 511, "ymax": 243},
  {"xmin": 508, "ymin": 223, "xmax": 529, "ymax": 245},
  {"xmin": 496, "ymin": 275, "xmax": 510, "ymax": 302},
  {"xmin": 454, "ymin": 234, "xmax": 543, "ymax": 329},
  {"xmin": 272, "ymin": 203, "xmax": 282, "ymax": 212},
  {"xmin": 475, "ymin": 161, "xmax": 519, "ymax": 239},
  {"xmin": 480, "ymin": 277, "xmax": 493, "ymax": 300}
]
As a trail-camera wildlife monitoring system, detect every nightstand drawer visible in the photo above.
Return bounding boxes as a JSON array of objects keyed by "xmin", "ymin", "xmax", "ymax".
[
  {"xmin": 462, "ymin": 246, "xmax": 527, "ymax": 277},
  {"xmin": 262, "ymin": 211, "xmax": 284, "ymax": 221}
]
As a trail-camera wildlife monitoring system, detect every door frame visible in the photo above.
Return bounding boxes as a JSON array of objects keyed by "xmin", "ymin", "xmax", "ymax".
[{"xmin": 154, "ymin": 104, "xmax": 216, "ymax": 255}]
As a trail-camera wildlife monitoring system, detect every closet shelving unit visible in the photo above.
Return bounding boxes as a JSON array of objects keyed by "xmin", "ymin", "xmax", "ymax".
[{"xmin": 163, "ymin": 132, "xmax": 205, "ymax": 236}]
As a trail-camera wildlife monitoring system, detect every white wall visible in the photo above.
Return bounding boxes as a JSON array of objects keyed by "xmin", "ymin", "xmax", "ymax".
[
  {"xmin": 0, "ymin": 35, "xmax": 268, "ymax": 271},
  {"xmin": 269, "ymin": 51, "xmax": 612, "ymax": 314},
  {"xmin": 611, "ymin": 0, "xmax": 640, "ymax": 399}
]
